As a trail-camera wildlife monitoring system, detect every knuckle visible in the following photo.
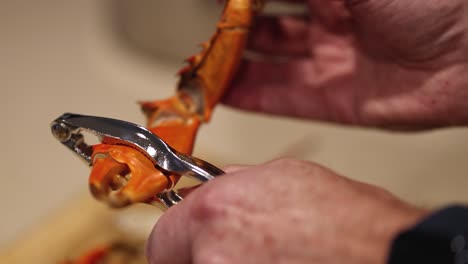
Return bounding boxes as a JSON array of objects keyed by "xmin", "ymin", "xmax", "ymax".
[
  {"xmin": 265, "ymin": 158, "xmax": 336, "ymax": 183},
  {"xmin": 190, "ymin": 187, "xmax": 232, "ymax": 223}
]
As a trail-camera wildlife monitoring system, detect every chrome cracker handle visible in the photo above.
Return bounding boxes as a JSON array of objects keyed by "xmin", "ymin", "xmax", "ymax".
[{"xmin": 51, "ymin": 113, "xmax": 224, "ymax": 209}]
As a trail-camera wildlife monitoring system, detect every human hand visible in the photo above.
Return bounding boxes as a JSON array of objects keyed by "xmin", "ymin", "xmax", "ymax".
[
  {"xmin": 146, "ymin": 159, "xmax": 427, "ymax": 264},
  {"xmin": 224, "ymin": 0, "xmax": 468, "ymax": 129}
]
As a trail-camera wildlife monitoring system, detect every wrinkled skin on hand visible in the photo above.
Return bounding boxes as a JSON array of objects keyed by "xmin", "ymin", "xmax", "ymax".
[
  {"xmin": 147, "ymin": 159, "xmax": 427, "ymax": 264},
  {"xmin": 224, "ymin": 0, "xmax": 468, "ymax": 129}
]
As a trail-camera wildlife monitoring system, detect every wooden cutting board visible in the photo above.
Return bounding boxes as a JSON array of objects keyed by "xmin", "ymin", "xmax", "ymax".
[{"xmin": 0, "ymin": 195, "xmax": 161, "ymax": 263}]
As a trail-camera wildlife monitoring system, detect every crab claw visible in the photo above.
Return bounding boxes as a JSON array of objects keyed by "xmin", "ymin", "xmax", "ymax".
[
  {"xmin": 86, "ymin": 96, "xmax": 202, "ymax": 207},
  {"xmin": 89, "ymin": 144, "xmax": 170, "ymax": 207}
]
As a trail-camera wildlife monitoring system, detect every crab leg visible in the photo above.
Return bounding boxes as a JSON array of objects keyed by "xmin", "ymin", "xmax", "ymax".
[{"xmin": 88, "ymin": 0, "xmax": 264, "ymax": 208}]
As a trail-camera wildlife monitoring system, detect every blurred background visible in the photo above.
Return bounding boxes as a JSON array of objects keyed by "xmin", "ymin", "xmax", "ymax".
[{"xmin": 1, "ymin": 0, "xmax": 467, "ymax": 262}]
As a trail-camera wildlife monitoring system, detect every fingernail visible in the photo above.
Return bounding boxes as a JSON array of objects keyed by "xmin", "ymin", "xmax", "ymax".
[{"xmin": 223, "ymin": 164, "xmax": 251, "ymax": 173}]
